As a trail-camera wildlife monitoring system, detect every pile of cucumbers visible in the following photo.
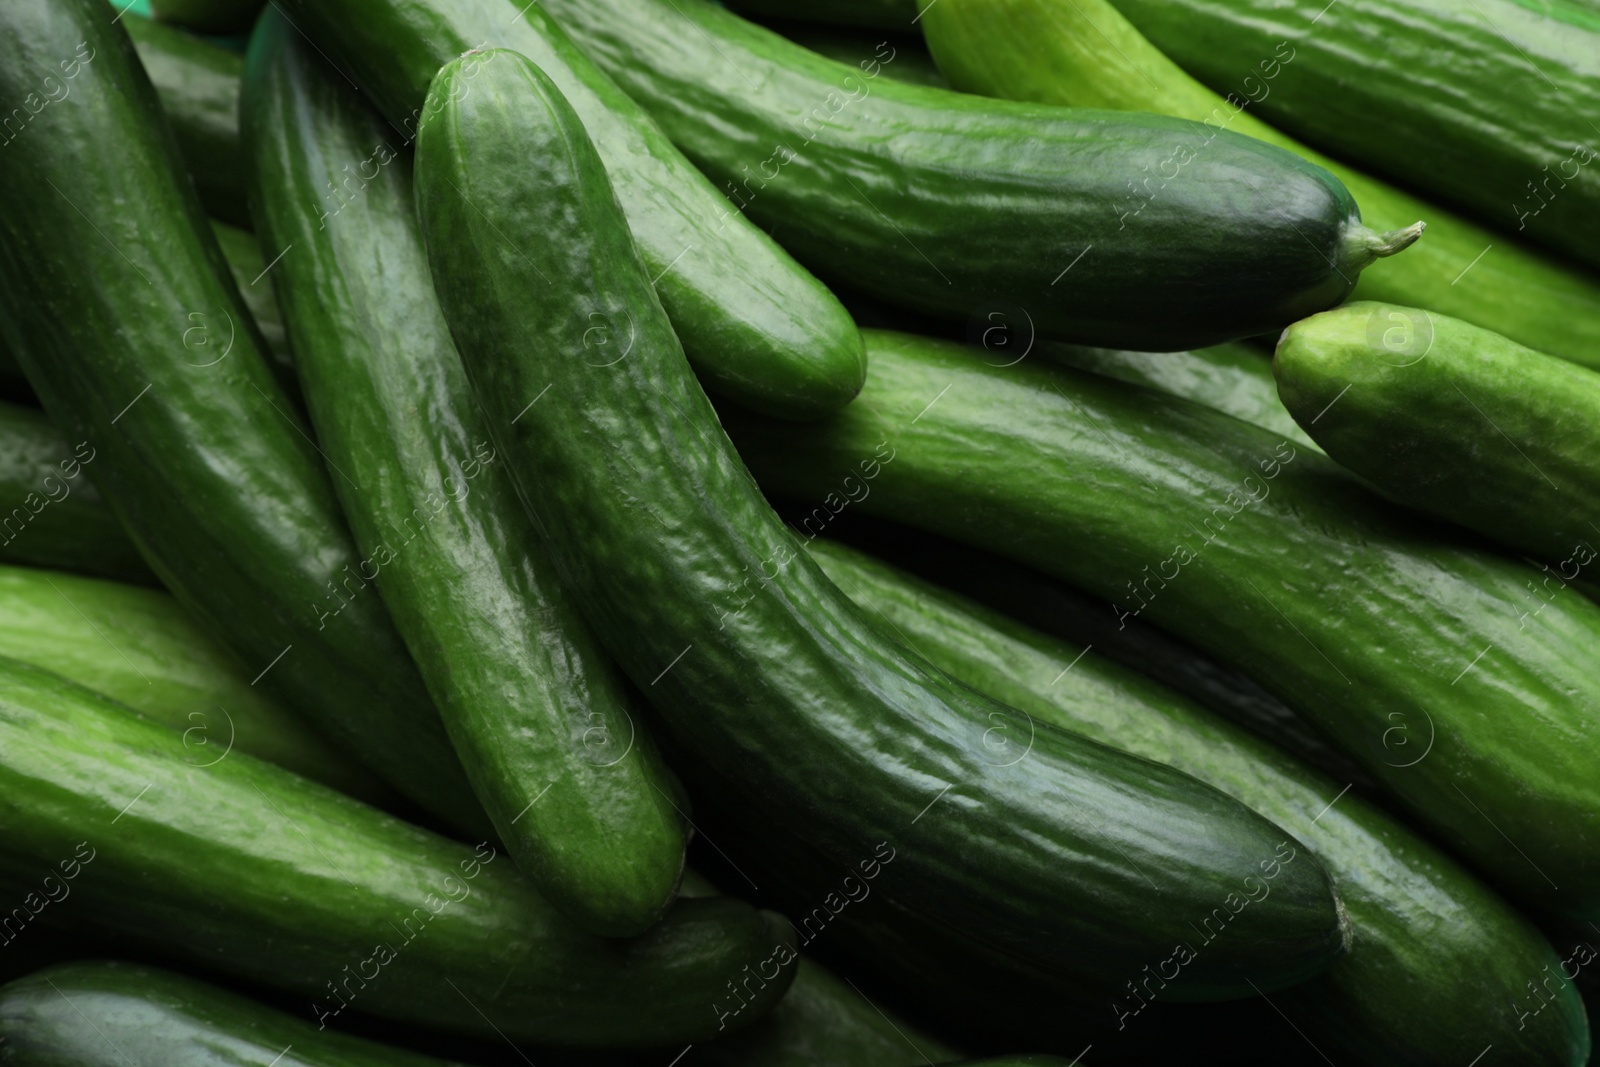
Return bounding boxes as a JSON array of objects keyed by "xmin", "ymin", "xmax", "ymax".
[{"xmin": 0, "ymin": 0, "xmax": 1595, "ymax": 1062}]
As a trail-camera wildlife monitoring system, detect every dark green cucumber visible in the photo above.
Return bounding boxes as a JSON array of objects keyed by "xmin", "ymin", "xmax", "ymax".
[
  {"xmin": 0, "ymin": 0, "xmax": 484, "ymax": 834},
  {"xmin": 0, "ymin": 563, "xmax": 391, "ymax": 804},
  {"xmin": 268, "ymin": 0, "xmax": 863, "ymax": 421},
  {"xmin": 416, "ymin": 49, "xmax": 1346, "ymax": 999},
  {"xmin": 1276, "ymin": 301, "xmax": 1600, "ymax": 577},
  {"xmin": 724, "ymin": 0, "xmax": 921, "ymax": 31},
  {"xmin": 0, "ymin": 962, "xmax": 459, "ymax": 1067},
  {"xmin": 209, "ymin": 219, "xmax": 294, "ymax": 383},
  {"xmin": 0, "ymin": 656, "xmax": 795, "ymax": 1045},
  {"xmin": 813, "ymin": 537, "xmax": 1590, "ymax": 1066},
  {"xmin": 1108, "ymin": 0, "xmax": 1600, "ymax": 272},
  {"xmin": 538, "ymin": 0, "xmax": 1416, "ymax": 351},
  {"xmin": 125, "ymin": 12, "xmax": 247, "ymax": 226},
  {"xmin": 724, "ymin": 329, "xmax": 1600, "ymax": 919},
  {"xmin": 243, "ymin": 16, "xmax": 684, "ymax": 937},
  {"xmin": 147, "ymin": 0, "xmax": 262, "ymax": 35},
  {"xmin": 919, "ymin": 0, "xmax": 1600, "ymax": 368},
  {"xmin": 1040, "ymin": 340, "xmax": 1317, "ymax": 451},
  {"xmin": 0, "ymin": 402, "xmax": 150, "ymax": 583}
]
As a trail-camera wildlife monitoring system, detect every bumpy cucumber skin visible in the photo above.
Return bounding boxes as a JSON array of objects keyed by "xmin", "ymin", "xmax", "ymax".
[
  {"xmin": 0, "ymin": 563, "xmax": 391, "ymax": 805},
  {"xmin": 1277, "ymin": 301, "xmax": 1600, "ymax": 576},
  {"xmin": 0, "ymin": 402, "xmax": 150, "ymax": 583},
  {"xmin": 416, "ymin": 50, "xmax": 1346, "ymax": 999},
  {"xmin": 266, "ymin": 0, "xmax": 862, "ymax": 421},
  {"xmin": 1110, "ymin": 0, "xmax": 1600, "ymax": 273},
  {"xmin": 0, "ymin": 963, "xmax": 459, "ymax": 1067},
  {"xmin": 540, "ymin": 0, "xmax": 1376, "ymax": 352},
  {"xmin": 243, "ymin": 16, "xmax": 684, "ymax": 937},
  {"xmin": 209, "ymin": 219, "xmax": 294, "ymax": 386},
  {"xmin": 0, "ymin": 657, "xmax": 796, "ymax": 1045},
  {"xmin": 725, "ymin": 329, "xmax": 1600, "ymax": 919},
  {"xmin": 0, "ymin": 0, "xmax": 484, "ymax": 835},
  {"xmin": 920, "ymin": 0, "xmax": 1600, "ymax": 368},
  {"xmin": 812, "ymin": 538, "xmax": 1590, "ymax": 1067},
  {"xmin": 124, "ymin": 12, "xmax": 248, "ymax": 227}
]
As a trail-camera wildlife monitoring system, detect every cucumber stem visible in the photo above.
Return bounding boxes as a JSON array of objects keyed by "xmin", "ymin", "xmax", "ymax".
[{"xmin": 1339, "ymin": 219, "xmax": 1426, "ymax": 274}]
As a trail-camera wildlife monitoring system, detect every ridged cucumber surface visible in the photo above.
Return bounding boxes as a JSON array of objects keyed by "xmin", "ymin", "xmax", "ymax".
[
  {"xmin": 416, "ymin": 48, "xmax": 1348, "ymax": 1000},
  {"xmin": 0, "ymin": 0, "xmax": 485, "ymax": 834},
  {"xmin": 724, "ymin": 329, "xmax": 1600, "ymax": 919},
  {"xmin": 0, "ymin": 655, "xmax": 795, "ymax": 1045},
  {"xmin": 539, "ymin": 0, "xmax": 1418, "ymax": 351},
  {"xmin": 919, "ymin": 0, "xmax": 1600, "ymax": 368},
  {"xmin": 243, "ymin": 15, "xmax": 684, "ymax": 937}
]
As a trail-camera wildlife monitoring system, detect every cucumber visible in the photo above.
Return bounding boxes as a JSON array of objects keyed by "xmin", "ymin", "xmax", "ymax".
[
  {"xmin": 0, "ymin": 0, "xmax": 484, "ymax": 834},
  {"xmin": 0, "ymin": 962, "xmax": 457, "ymax": 1067},
  {"xmin": 811, "ymin": 537, "xmax": 1590, "ymax": 1066},
  {"xmin": 0, "ymin": 563, "xmax": 391, "ymax": 805},
  {"xmin": 0, "ymin": 402, "xmax": 150, "ymax": 584},
  {"xmin": 124, "ymin": 12, "xmax": 247, "ymax": 226},
  {"xmin": 1107, "ymin": 0, "xmax": 1600, "ymax": 273},
  {"xmin": 724, "ymin": 0, "xmax": 921, "ymax": 31},
  {"xmin": 209, "ymin": 219, "xmax": 294, "ymax": 384},
  {"xmin": 762, "ymin": 25, "xmax": 949, "ymax": 88},
  {"xmin": 416, "ymin": 48, "xmax": 1347, "ymax": 999},
  {"xmin": 919, "ymin": 0, "xmax": 1600, "ymax": 369},
  {"xmin": 1040, "ymin": 341, "xmax": 1318, "ymax": 451},
  {"xmin": 267, "ymin": 0, "xmax": 863, "ymax": 421},
  {"xmin": 147, "ymin": 0, "xmax": 262, "ymax": 35},
  {"xmin": 0, "ymin": 655, "xmax": 795, "ymax": 1045},
  {"xmin": 723, "ymin": 329, "xmax": 1600, "ymax": 919},
  {"xmin": 1276, "ymin": 301, "xmax": 1600, "ymax": 576},
  {"xmin": 540, "ymin": 0, "xmax": 1418, "ymax": 352},
  {"xmin": 243, "ymin": 15, "xmax": 685, "ymax": 937}
]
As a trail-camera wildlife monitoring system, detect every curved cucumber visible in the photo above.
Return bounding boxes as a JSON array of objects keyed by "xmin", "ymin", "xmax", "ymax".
[
  {"xmin": 1108, "ymin": 0, "xmax": 1600, "ymax": 273},
  {"xmin": 0, "ymin": 0, "xmax": 484, "ymax": 834},
  {"xmin": 0, "ymin": 962, "xmax": 458, "ymax": 1067},
  {"xmin": 267, "ymin": 0, "xmax": 863, "ymax": 421},
  {"xmin": 724, "ymin": 329, "xmax": 1600, "ymax": 919},
  {"xmin": 0, "ymin": 563, "xmax": 391, "ymax": 805},
  {"xmin": 0, "ymin": 402, "xmax": 150, "ymax": 583},
  {"xmin": 243, "ymin": 16, "xmax": 684, "ymax": 937},
  {"xmin": 538, "ymin": 0, "xmax": 1414, "ymax": 352},
  {"xmin": 812, "ymin": 537, "xmax": 1590, "ymax": 1067},
  {"xmin": 0, "ymin": 656, "xmax": 795, "ymax": 1045},
  {"xmin": 416, "ymin": 48, "xmax": 1346, "ymax": 999},
  {"xmin": 125, "ymin": 12, "xmax": 247, "ymax": 226},
  {"xmin": 209, "ymin": 219, "xmax": 294, "ymax": 385},
  {"xmin": 919, "ymin": 0, "xmax": 1600, "ymax": 368},
  {"xmin": 1276, "ymin": 301, "xmax": 1600, "ymax": 574}
]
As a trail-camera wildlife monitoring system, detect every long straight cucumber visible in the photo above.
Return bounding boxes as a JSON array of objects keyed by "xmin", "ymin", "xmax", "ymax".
[
  {"xmin": 812, "ymin": 538, "xmax": 1589, "ymax": 1067},
  {"xmin": 416, "ymin": 48, "xmax": 1347, "ymax": 999},
  {"xmin": 540, "ymin": 0, "xmax": 1417, "ymax": 351},
  {"xmin": 0, "ymin": 0, "xmax": 483, "ymax": 834},
  {"xmin": 267, "ymin": 0, "xmax": 862, "ymax": 420},
  {"xmin": 1108, "ymin": 0, "xmax": 1600, "ymax": 273},
  {"xmin": 1276, "ymin": 301, "xmax": 1600, "ymax": 575},
  {"xmin": 243, "ymin": 16, "xmax": 685, "ymax": 937},
  {"xmin": 724, "ymin": 329, "xmax": 1600, "ymax": 919},
  {"xmin": 0, "ymin": 563, "xmax": 391, "ymax": 804},
  {"xmin": 919, "ymin": 0, "xmax": 1600, "ymax": 368},
  {"xmin": 0, "ymin": 402, "xmax": 150, "ymax": 583},
  {"xmin": 0, "ymin": 656, "xmax": 794, "ymax": 1045}
]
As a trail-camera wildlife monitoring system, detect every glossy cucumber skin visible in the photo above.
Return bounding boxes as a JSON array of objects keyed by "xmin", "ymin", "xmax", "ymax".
[
  {"xmin": 812, "ymin": 538, "xmax": 1590, "ymax": 1067},
  {"xmin": 416, "ymin": 50, "xmax": 1346, "ymax": 999},
  {"xmin": 1041, "ymin": 341, "xmax": 1318, "ymax": 451},
  {"xmin": 1109, "ymin": 0, "xmax": 1600, "ymax": 272},
  {"xmin": 0, "ymin": 657, "xmax": 795, "ymax": 1045},
  {"xmin": 0, "ymin": 402, "xmax": 150, "ymax": 583},
  {"xmin": 209, "ymin": 219, "xmax": 294, "ymax": 386},
  {"xmin": 0, "ymin": 962, "xmax": 461, "ymax": 1067},
  {"xmin": 919, "ymin": 0, "xmax": 1600, "ymax": 368},
  {"xmin": 267, "ymin": 0, "xmax": 862, "ymax": 421},
  {"xmin": 0, "ymin": 0, "xmax": 484, "ymax": 835},
  {"xmin": 539, "ymin": 0, "xmax": 1396, "ymax": 352},
  {"xmin": 725, "ymin": 0, "xmax": 920, "ymax": 30},
  {"xmin": 125, "ymin": 12, "xmax": 248, "ymax": 226},
  {"xmin": 1277, "ymin": 301, "xmax": 1600, "ymax": 573},
  {"xmin": 725, "ymin": 329, "xmax": 1600, "ymax": 918},
  {"xmin": 0, "ymin": 563, "xmax": 391, "ymax": 804},
  {"xmin": 243, "ymin": 16, "xmax": 684, "ymax": 937}
]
